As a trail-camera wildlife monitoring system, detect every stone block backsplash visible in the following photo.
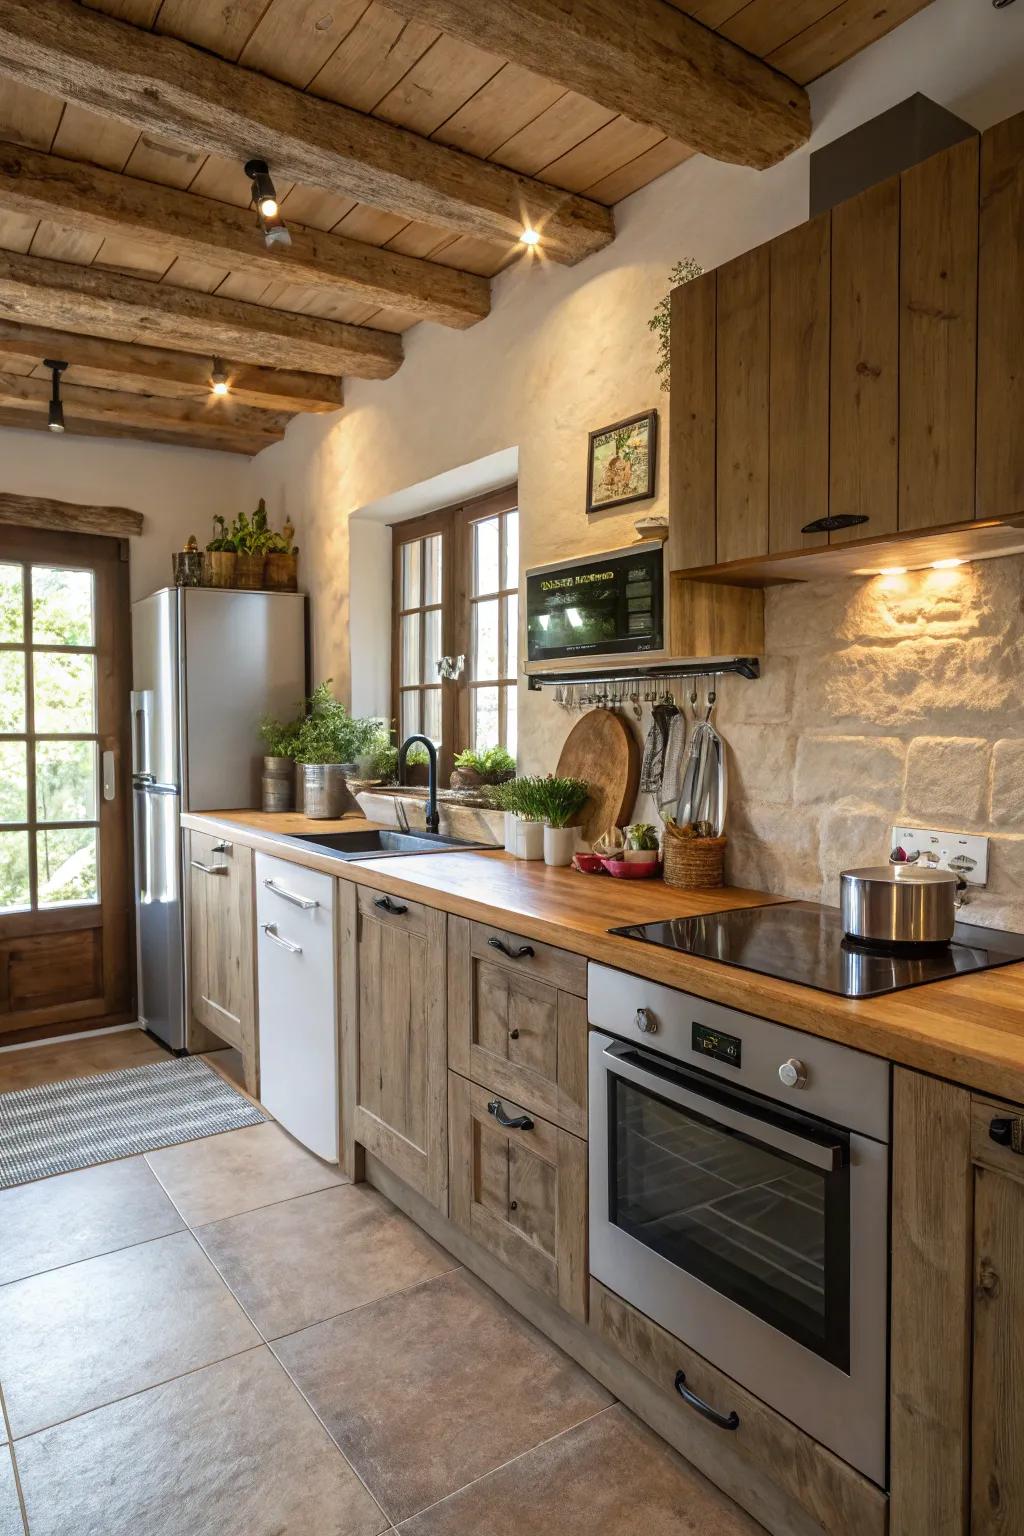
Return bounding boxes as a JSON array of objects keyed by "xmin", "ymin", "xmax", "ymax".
[{"xmin": 714, "ymin": 555, "xmax": 1024, "ymax": 931}]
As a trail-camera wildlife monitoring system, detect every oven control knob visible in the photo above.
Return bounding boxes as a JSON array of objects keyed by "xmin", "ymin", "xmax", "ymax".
[
  {"xmin": 635, "ymin": 1007, "xmax": 658, "ymax": 1034},
  {"xmin": 778, "ymin": 1058, "xmax": 808, "ymax": 1089}
]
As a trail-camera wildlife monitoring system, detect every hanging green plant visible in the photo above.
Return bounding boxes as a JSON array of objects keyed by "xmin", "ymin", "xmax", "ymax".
[{"xmin": 648, "ymin": 257, "xmax": 704, "ymax": 392}]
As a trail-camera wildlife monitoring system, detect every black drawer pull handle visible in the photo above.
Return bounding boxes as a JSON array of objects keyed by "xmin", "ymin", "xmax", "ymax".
[
  {"xmin": 674, "ymin": 1371, "xmax": 739, "ymax": 1431},
  {"xmin": 488, "ymin": 936, "xmax": 535, "ymax": 961},
  {"xmin": 487, "ymin": 1098, "xmax": 534, "ymax": 1132},
  {"xmin": 990, "ymin": 1116, "xmax": 1024, "ymax": 1154},
  {"xmin": 374, "ymin": 895, "xmax": 408, "ymax": 916}
]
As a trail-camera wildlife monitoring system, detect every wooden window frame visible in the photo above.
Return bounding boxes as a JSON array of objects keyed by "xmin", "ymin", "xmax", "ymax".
[{"xmin": 391, "ymin": 485, "xmax": 518, "ymax": 784}]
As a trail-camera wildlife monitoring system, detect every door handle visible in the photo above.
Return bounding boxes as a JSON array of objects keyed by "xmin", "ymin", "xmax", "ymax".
[
  {"xmin": 674, "ymin": 1371, "xmax": 739, "ymax": 1431},
  {"xmin": 102, "ymin": 750, "xmax": 116, "ymax": 802},
  {"xmin": 191, "ymin": 860, "xmax": 228, "ymax": 875},
  {"xmin": 374, "ymin": 895, "xmax": 408, "ymax": 916},
  {"xmin": 261, "ymin": 922, "xmax": 302, "ymax": 954},
  {"xmin": 487, "ymin": 1098, "xmax": 534, "ymax": 1132},
  {"xmin": 487, "ymin": 936, "xmax": 535, "ymax": 960},
  {"xmin": 263, "ymin": 878, "xmax": 318, "ymax": 910}
]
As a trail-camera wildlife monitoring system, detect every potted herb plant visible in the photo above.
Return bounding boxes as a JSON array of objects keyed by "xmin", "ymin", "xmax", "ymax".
[
  {"xmin": 258, "ymin": 712, "xmax": 303, "ymax": 811},
  {"xmin": 293, "ymin": 681, "xmax": 388, "ymax": 818},
  {"xmin": 488, "ymin": 776, "xmax": 545, "ymax": 859},
  {"xmin": 264, "ymin": 519, "xmax": 299, "ymax": 592},
  {"xmin": 534, "ymin": 776, "xmax": 591, "ymax": 866},
  {"xmin": 204, "ymin": 516, "xmax": 237, "ymax": 588},
  {"xmin": 623, "ymin": 822, "xmax": 660, "ymax": 866},
  {"xmin": 450, "ymin": 744, "xmax": 516, "ymax": 791},
  {"xmin": 232, "ymin": 499, "xmax": 271, "ymax": 590}
]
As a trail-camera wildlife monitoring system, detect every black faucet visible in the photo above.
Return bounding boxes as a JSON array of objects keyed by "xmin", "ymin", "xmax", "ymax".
[{"xmin": 398, "ymin": 734, "xmax": 440, "ymax": 834}]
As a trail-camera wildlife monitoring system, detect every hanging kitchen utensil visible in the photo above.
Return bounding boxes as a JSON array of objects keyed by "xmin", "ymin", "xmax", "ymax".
[
  {"xmin": 674, "ymin": 681, "xmax": 727, "ymax": 837},
  {"xmin": 640, "ymin": 699, "xmax": 677, "ymax": 797},
  {"xmin": 658, "ymin": 701, "xmax": 689, "ymax": 821}
]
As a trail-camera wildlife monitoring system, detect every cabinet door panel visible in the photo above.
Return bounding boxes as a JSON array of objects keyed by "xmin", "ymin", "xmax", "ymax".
[
  {"xmin": 830, "ymin": 177, "xmax": 899, "ymax": 542},
  {"xmin": 188, "ymin": 830, "xmax": 257, "ymax": 1092},
  {"xmin": 717, "ymin": 246, "xmax": 770, "ymax": 563},
  {"xmin": 972, "ymin": 1164, "xmax": 1024, "ymax": 1534},
  {"xmin": 899, "ymin": 136, "xmax": 979, "ymax": 531},
  {"xmin": 769, "ymin": 215, "xmax": 830, "ymax": 552},
  {"xmin": 977, "ymin": 110, "xmax": 1024, "ymax": 521},
  {"xmin": 668, "ymin": 269, "xmax": 718, "ymax": 570}
]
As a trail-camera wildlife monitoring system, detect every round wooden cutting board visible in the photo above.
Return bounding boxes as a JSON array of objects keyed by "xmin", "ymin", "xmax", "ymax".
[{"xmin": 556, "ymin": 709, "xmax": 641, "ymax": 844}]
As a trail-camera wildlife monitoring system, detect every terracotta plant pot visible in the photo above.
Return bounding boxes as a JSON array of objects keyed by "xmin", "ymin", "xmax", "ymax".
[
  {"xmin": 450, "ymin": 766, "xmax": 483, "ymax": 790},
  {"xmin": 265, "ymin": 552, "xmax": 298, "ymax": 592},
  {"xmin": 206, "ymin": 550, "xmax": 237, "ymax": 589},
  {"xmin": 235, "ymin": 552, "xmax": 266, "ymax": 590},
  {"xmin": 404, "ymin": 763, "xmax": 429, "ymax": 787}
]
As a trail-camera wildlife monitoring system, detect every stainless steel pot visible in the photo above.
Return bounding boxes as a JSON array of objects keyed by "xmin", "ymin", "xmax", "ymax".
[{"xmin": 840, "ymin": 865, "xmax": 958, "ymax": 945}]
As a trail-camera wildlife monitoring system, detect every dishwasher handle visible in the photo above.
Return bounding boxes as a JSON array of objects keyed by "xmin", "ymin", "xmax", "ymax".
[
  {"xmin": 263, "ymin": 878, "xmax": 319, "ymax": 910},
  {"xmin": 261, "ymin": 922, "xmax": 302, "ymax": 955}
]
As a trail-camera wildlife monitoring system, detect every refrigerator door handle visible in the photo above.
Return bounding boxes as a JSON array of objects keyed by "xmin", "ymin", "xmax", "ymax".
[{"xmin": 130, "ymin": 689, "xmax": 153, "ymax": 779}]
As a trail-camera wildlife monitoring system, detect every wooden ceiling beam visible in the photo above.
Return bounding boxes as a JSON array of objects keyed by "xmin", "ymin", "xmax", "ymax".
[
  {"xmin": 383, "ymin": 0, "xmax": 810, "ymax": 170},
  {"xmin": 0, "ymin": 0, "xmax": 614, "ymax": 264},
  {"xmin": 0, "ymin": 490, "xmax": 143, "ymax": 537},
  {"xmin": 0, "ymin": 142, "xmax": 490, "ymax": 330},
  {"xmin": 0, "ymin": 249, "xmax": 402, "ymax": 377},
  {"xmin": 0, "ymin": 319, "xmax": 343, "ymax": 412},
  {"xmin": 0, "ymin": 405, "xmax": 274, "ymax": 456},
  {"xmin": 0, "ymin": 368, "xmax": 290, "ymax": 439}
]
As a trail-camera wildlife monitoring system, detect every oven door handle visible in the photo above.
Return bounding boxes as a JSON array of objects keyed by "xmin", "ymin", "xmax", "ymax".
[{"xmin": 602, "ymin": 1041, "xmax": 843, "ymax": 1174}]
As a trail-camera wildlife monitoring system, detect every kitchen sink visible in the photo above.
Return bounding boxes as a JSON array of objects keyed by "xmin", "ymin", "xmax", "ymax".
[{"xmin": 282, "ymin": 828, "xmax": 496, "ymax": 860}]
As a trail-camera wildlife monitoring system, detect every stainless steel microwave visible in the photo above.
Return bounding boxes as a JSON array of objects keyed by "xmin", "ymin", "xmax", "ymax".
[{"xmin": 525, "ymin": 542, "xmax": 665, "ymax": 666}]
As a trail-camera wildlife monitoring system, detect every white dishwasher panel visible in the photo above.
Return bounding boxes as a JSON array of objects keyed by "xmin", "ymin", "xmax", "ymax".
[{"xmin": 255, "ymin": 853, "xmax": 338, "ymax": 1162}]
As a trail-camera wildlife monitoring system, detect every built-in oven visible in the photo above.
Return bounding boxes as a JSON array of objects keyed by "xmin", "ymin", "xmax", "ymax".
[{"xmin": 589, "ymin": 964, "xmax": 890, "ymax": 1486}]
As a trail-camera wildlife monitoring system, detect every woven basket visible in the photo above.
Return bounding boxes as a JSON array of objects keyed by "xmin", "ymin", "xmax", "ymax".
[{"xmin": 662, "ymin": 828, "xmax": 727, "ymax": 890}]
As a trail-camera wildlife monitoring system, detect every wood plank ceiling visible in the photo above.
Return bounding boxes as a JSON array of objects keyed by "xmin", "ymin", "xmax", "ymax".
[{"xmin": 0, "ymin": 0, "xmax": 935, "ymax": 455}]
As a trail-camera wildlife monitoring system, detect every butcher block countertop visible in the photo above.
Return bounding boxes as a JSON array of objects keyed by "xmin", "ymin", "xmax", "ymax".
[{"xmin": 184, "ymin": 808, "xmax": 1024, "ymax": 1104}]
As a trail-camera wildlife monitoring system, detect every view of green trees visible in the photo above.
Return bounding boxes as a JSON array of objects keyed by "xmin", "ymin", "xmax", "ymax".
[{"xmin": 0, "ymin": 563, "xmax": 99, "ymax": 914}]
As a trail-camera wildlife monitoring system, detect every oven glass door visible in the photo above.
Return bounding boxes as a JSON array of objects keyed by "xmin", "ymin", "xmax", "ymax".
[{"xmin": 606, "ymin": 1043, "xmax": 851, "ymax": 1369}]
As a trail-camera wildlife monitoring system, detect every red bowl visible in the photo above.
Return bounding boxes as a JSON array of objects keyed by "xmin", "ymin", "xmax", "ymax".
[
  {"xmin": 602, "ymin": 857, "xmax": 660, "ymax": 880},
  {"xmin": 572, "ymin": 852, "xmax": 607, "ymax": 874}
]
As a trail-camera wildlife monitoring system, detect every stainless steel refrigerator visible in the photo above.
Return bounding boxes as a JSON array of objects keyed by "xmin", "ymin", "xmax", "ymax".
[{"xmin": 131, "ymin": 587, "xmax": 307, "ymax": 1050}]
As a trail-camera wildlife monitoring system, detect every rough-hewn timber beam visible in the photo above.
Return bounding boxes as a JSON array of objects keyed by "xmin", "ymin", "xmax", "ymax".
[
  {"xmin": 0, "ymin": 250, "xmax": 402, "ymax": 378},
  {"xmin": 0, "ymin": 369, "xmax": 289, "ymax": 441},
  {"xmin": 0, "ymin": 405, "xmax": 272, "ymax": 456},
  {"xmin": 383, "ymin": 0, "xmax": 810, "ymax": 170},
  {"xmin": 0, "ymin": 141, "xmax": 489, "ymax": 330},
  {"xmin": 0, "ymin": 320, "xmax": 343, "ymax": 412},
  {"xmin": 0, "ymin": 0, "xmax": 614, "ymax": 263},
  {"xmin": 0, "ymin": 489, "xmax": 143, "ymax": 537}
]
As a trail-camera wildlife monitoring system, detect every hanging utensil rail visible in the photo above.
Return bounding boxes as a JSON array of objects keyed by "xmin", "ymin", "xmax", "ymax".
[{"xmin": 526, "ymin": 657, "xmax": 759, "ymax": 691}]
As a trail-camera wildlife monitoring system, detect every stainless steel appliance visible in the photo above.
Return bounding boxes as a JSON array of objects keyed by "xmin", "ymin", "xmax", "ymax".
[
  {"xmin": 524, "ymin": 542, "xmax": 665, "ymax": 665},
  {"xmin": 589, "ymin": 963, "xmax": 890, "ymax": 1484},
  {"xmin": 840, "ymin": 864, "xmax": 958, "ymax": 945},
  {"xmin": 611, "ymin": 901, "xmax": 1024, "ymax": 998},
  {"xmin": 131, "ymin": 587, "xmax": 307, "ymax": 1049}
]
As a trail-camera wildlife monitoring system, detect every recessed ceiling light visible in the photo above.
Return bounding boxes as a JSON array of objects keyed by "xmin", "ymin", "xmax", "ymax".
[
  {"xmin": 210, "ymin": 358, "xmax": 230, "ymax": 397},
  {"xmin": 931, "ymin": 558, "xmax": 963, "ymax": 569},
  {"xmin": 878, "ymin": 566, "xmax": 907, "ymax": 576},
  {"xmin": 520, "ymin": 227, "xmax": 541, "ymax": 246}
]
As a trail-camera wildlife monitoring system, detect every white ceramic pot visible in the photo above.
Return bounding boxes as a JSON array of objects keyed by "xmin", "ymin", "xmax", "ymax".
[
  {"xmin": 543, "ymin": 825, "xmax": 576, "ymax": 867},
  {"xmin": 515, "ymin": 819, "xmax": 544, "ymax": 861},
  {"xmin": 503, "ymin": 811, "xmax": 519, "ymax": 853},
  {"xmin": 624, "ymin": 848, "xmax": 659, "ymax": 866}
]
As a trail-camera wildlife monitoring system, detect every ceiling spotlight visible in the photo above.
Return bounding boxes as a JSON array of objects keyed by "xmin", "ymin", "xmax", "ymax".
[
  {"xmin": 210, "ymin": 358, "xmax": 230, "ymax": 397},
  {"xmin": 44, "ymin": 358, "xmax": 67, "ymax": 433},
  {"xmin": 520, "ymin": 226, "xmax": 541, "ymax": 246},
  {"xmin": 245, "ymin": 158, "xmax": 291, "ymax": 249},
  {"xmin": 931, "ymin": 557, "xmax": 964, "ymax": 570}
]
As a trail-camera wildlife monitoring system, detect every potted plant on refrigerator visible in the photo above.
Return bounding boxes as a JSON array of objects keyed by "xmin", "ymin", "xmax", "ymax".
[
  {"xmin": 204, "ymin": 516, "xmax": 237, "ymax": 587},
  {"xmin": 293, "ymin": 681, "xmax": 387, "ymax": 818}
]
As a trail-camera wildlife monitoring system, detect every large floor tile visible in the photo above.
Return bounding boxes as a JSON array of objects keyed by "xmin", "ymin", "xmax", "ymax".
[
  {"xmin": 275, "ymin": 1268, "xmax": 612, "ymax": 1524},
  {"xmin": 397, "ymin": 1405, "xmax": 764, "ymax": 1535},
  {"xmin": 0, "ymin": 1157, "xmax": 184, "ymax": 1286},
  {"xmin": 146, "ymin": 1121, "xmax": 345, "ymax": 1226},
  {"xmin": 0, "ymin": 1448, "xmax": 23, "ymax": 1536},
  {"xmin": 0, "ymin": 1230, "xmax": 258, "ymax": 1436},
  {"xmin": 198, "ymin": 1183, "xmax": 459, "ymax": 1338},
  {"xmin": 16, "ymin": 1347, "xmax": 387, "ymax": 1536}
]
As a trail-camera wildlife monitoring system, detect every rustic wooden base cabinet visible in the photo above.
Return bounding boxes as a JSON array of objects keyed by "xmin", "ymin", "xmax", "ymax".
[{"xmin": 185, "ymin": 830, "xmax": 257, "ymax": 1094}]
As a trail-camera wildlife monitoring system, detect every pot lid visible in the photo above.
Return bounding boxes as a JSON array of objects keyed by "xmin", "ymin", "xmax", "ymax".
[{"xmin": 840, "ymin": 864, "xmax": 958, "ymax": 886}]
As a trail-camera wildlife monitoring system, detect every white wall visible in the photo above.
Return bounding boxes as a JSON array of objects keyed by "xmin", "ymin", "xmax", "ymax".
[
  {"xmin": 0, "ymin": 424, "xmax": 251, "ymax": 600},
  {"xmin": 249, "ymin": 0, "xmax": 1024, "ymax": 756}
]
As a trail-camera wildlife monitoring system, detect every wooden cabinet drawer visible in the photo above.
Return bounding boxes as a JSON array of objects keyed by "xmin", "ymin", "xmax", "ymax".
[
  {"xmin": 450, "ymin": 916, "xmax": 587, "ymax": 1135},
  {"xmin": 357, "ymin": 883, "xmax": 431, "ymax": 937},
  {"xmin": 591, "ymin": 1281, "xmax": 886, "ymax": 1536},
  {"xmin": 449, "ymin": 1071, "xmax": 587, "ymax": 1321},
  {"xmin": 971, "ymin": 1093, "xmax": 1024, "ymax": 1184}
]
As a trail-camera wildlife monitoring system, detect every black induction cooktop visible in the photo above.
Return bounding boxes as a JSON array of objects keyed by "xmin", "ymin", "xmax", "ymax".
[{"xmin": 610, "ymin": 902, "xmax": 1024, "ymax": 999}]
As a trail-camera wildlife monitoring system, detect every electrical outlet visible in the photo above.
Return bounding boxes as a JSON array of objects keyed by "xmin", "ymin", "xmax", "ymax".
[{"xmin": 890, "ymin": 825, "xmax": 989, "ymax": 886}]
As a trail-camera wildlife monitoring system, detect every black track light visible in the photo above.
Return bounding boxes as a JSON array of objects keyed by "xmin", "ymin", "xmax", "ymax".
[
  {"xmin": 44, "ymin": 359, "xmax": 67, "ymax": 433},
  {"xmin": 244, "ymin": 158, "xmax": 291, "ymax": 249}
]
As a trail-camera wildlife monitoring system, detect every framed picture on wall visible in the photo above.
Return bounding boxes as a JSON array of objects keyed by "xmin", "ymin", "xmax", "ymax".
[{"xmin": 586, "ymin": 409, "xmax": 657, "ymax": 514}]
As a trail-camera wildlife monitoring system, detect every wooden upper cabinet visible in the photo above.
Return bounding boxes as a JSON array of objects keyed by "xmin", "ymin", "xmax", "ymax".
[
  {"xmin": 829, "ymin": 177, "xmax": 900, "ymax": 542},
  {"xmin": 977, "ymin": 110, "xmax": 1024, "ymax": 522},
  {"xmin": 716, "ymin": 246, "xmax": 770, "ymax": 564},
  {"xmin": 899, "ymin": 135, "xmax": 979, "ymax": 532},
  {"xmin": 668, "ymin": 270, "xmax": 717, "ymax": 572},
  {"xmin": 769, "ymin": 215, "xmax": 830, "ymax": 552}
]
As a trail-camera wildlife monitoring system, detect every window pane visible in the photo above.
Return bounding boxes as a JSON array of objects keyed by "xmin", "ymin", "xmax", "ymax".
[
  {"xmin": 0, "ymin": 741, "xmax": 27, "ymax": 824},
  {"xmin": 423, "ymin": 688, "xmax": 441, "ymax": 745},
  {"xmin": 474, "ymin": 517, "xmax": 500, "ymax": 596},
  {"xmin": 401, "ymin": 540, "xmax": 421, "ymax": 609},
  {"xmin": 473, "ymin": 686, "xmax": 499, "ymax": 750},
  {"xmin": 32, "ymin": 566, "xmax": 94, "ymax": 647},
  {"xmin": 424, "ymin": 608, "xmax": 442, "ymax": 682},
  {"xmin": 504, "ymin": 594, "xmax": 519, "ymax": 679},
  {"xmin": 504, "ymin": 684, "xmax": 518, "ymax": 758},
  {"xmin": 0, "ymin": 829, "xmax": 30, "ymax": 912},
  {"xmin": 36, "ymin": 739, "xmax": 98, "ymax": 824},
  {"xmin": 0, "ymin": 651, "xmax": 26, "ymax": 732},
  {"xmin": 474, "ymin": 598, "xmax": 500, "ymax": 680},
  {"xmin": 33, "ymin": 652, "xmax": 96, "ymax": 733},
  {"xmin": 400, "ymin": 613, "xmax": 421, "ymax": 687},
  {"xmin": 37, "ymin": 826, "xmax": 98, "ymax": 907},
  {"xmin": 423, "ymin": 535, "xmax": 442, "ymax": 606},
  {"xmin": 400, "ymin": 691, "xmax": 420, "ymax": 739},
  {"xmin": 504, "ymin": 512, "xmax": 519, "ymax": 590},
  {"xmin": 0, "ymin": 564, "xmax": 23, "ymax": 642}
]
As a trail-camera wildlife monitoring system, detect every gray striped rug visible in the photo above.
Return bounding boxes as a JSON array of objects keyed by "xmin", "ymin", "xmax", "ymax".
[{"xmin": 0, "ymin": 1056, "xmax": 266, "ymax": 1189}]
